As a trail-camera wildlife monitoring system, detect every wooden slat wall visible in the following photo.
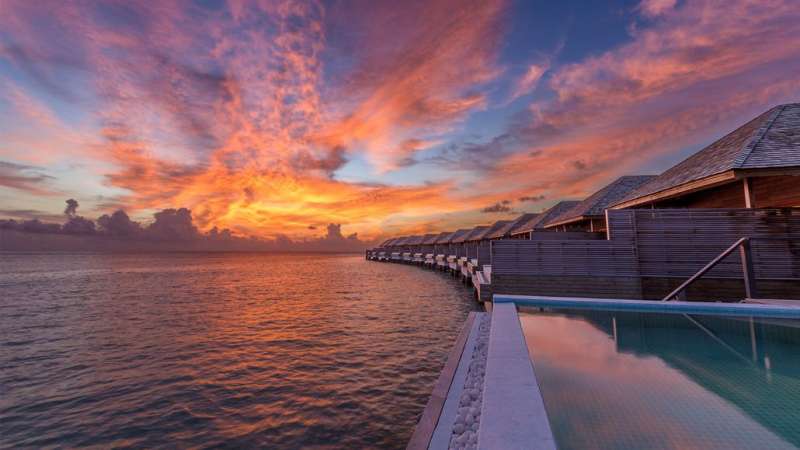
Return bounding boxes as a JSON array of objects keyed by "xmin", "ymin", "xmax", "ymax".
[
  {"xmin": 491, "ymin": 208, "xmax": 800, "ymax": 300},
  {"xmin": 752, "ymin": 175, "xmax": 800, "ymax": 208},
  {"xmin": 641, "ymin": 277, "xmax": 800, "ymax": 301},
  {"xmin": 477, "ymin": 241, "xmax": 491, "ymax": 266},
  {"xmin": 466, "ymin": 242, "xmax": 478, "ymax": 259},
  {"xmin": 491, "ymin": 240, "xmax": 639, "ymax": 277},
  {"xmin": 529, "ymin": 231, "xmax": 607, "ymax": 241},
  {"xmin": 491, "ymin": 274, "xmax": 642, "ymax": 299},
  {"xmin": 608, "ymin": 209, "xmax": 800, "ymax": 279}
]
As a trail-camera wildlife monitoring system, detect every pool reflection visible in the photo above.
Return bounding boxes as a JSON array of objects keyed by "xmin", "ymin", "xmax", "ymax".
[{"xmin": 519, "ymin": 308, "xmax": 800, "ymax": 450}]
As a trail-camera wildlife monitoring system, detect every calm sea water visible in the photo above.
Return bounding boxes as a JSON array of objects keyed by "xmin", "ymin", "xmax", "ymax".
[{"xmin": 0, "ymin": 253, "xmax": 476, "ymax": 449}]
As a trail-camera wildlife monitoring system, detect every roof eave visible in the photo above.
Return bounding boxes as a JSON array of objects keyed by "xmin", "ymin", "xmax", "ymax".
[
  {"xmin": 734, "ymin": 166, "xmax": 800, "ymax": 178},
  {"xmin": 610, "ymin": 170, "xmax": 738, "ymax": 209},
  {"xmin": 543, "ymin": 215, "xmax": 594, "ymax": 228}
]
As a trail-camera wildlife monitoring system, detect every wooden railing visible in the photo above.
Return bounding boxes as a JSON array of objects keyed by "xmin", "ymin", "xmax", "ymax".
[{"xmin": 663, "ymin": 237, "xmax": 756, "ymax": 301}]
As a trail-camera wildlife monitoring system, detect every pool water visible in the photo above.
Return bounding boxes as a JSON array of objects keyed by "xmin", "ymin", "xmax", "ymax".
[{"xmin": 518, "ymin": 307, "xmax": 800, "ymax": 450}]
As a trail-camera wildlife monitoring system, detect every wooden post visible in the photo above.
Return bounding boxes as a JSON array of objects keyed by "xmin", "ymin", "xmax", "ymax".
[
  {"xmin": 739, "ymin": 238, "xmax": 758, "ymax": 299},
  {"xmin": 743, "ymin": 178, "xmax": 756, "ymax": 208},
  {"xmin": 749, "ymin": 317, "xmax": 758, "ymax": 362}
]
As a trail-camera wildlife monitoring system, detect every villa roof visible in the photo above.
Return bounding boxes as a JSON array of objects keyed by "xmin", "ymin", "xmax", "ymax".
[
  {"xmin": 431, "ymin": 231, "xmax": 453, "ymax": 244},
  {"xmin": 421, "ymin": 233, "xmax": 440, "ymax": 245},
  {"xmin": 545, "ymin": 175, "xmax": 655, "ymax": 227},
  {"xmin": 455, "ymin": 226, "xmax": 489, "ymax": 243},
  {"xmin": 614, "ymin": 103, "xmax": 800, "ymax": 208},
  {"xmin": 472, "ymin": 220, "xmax": 511, "ymax": 241},
  {"xmin": 404, "ymin": 235, "xmax": 424, "ymax": 245},
  {"xmin": 488, "ymin": 213, "xmax": 539, "ymax": 239},
  {"xmin": 511, "ymin": 201, "xmax": 580, "ymax": 235},
  {"xmin": 392, "ymin": 236, "xmax": 408, "ymax": 247},
  {"xmin": 445, "ymin": 229, "xmax": 471, "ymax": 244}
]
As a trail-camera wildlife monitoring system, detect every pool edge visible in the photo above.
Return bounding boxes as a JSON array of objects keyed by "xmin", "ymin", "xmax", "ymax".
[
  {"xmin": 478, "ymin": 302, "xmax": 556, "ymax": 450},
  {"xmin": 494, "ymin": 294, "xmax": 800, "ymax": 318}
]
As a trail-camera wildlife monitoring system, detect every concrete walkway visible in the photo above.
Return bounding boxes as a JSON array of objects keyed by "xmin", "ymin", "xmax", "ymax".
[{"xmin": 478, "ymin": 302, "xmax": 556, "ymax": 450}]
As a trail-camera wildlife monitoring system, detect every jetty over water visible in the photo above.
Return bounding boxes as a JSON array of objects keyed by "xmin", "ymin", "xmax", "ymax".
[
  {"xmin": 368, "ymin": 103, "xmax": 800, "ymax": 305},
  {"xmin": 370, "ymin": 103, "xmax": 800, "ymax": 449}
]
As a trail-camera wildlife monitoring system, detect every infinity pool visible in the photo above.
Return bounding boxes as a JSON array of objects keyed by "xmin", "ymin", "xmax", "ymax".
[{"xmin": 518, "ymin": 306, "xmax": 800, "ymax": 450}]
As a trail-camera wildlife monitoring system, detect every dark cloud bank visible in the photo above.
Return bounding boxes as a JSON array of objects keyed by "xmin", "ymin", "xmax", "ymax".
[
  {"xmin": 481, "ymin": 200, "xmax": 513, "ymax": 214},
  {"xmin": 0, "ymin": 200, "xmax": 374, "ymax": 253}
]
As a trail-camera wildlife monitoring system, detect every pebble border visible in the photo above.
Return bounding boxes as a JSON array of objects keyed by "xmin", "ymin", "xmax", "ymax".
[{"xmin": 447, "ymin": 313, "xmax": 489, "ymax": 450}]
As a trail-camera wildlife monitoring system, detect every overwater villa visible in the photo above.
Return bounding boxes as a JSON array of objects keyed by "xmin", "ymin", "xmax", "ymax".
[
  {"xmin": 485, "ymin": 213, "xmax": 539, "ymax": 240},
  {"xmin": 507, "ymin": 201, "xmax": 579, "ymax": 239},
  {"xmin": 423, "ymin": 232, "xmax": 450, "ymax": 267},
  {"xmin": 543, "ymin": 175, "xmax": 654, "ymax": 232},
  {"xmin": 442, "ymin": 229, "xmax": 470, "ymax": 273},
  {"xmin": 373, "ymin": 104, "xmax": 800, "ymax": 303},
  {"xmin": 369, "ymin": 104, "xmax": 800, "ymax": 449},
  {"xmin": 612, "ymin": 103, "xmax": 800, "ymax": 210},
  {"xmin": 430, "ymin": 231, "xmax": 453, "ymax": 270}
]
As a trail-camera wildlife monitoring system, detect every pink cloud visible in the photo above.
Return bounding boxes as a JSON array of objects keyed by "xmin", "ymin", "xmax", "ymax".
[
  {"xmin": 508, "ymin": 62, "xmax": 550, "ymax": 101},
  {"xmin": 637, "ymin": 0, "xmax": 678, "ymax": 17},
  {"xmin": 0, "ymin": 1, "xmax": 514, "ymax": 238},
  {"xmin": 2, "ymin": 0, "xmax": 799, "ymax": 239},
  {"xmin": 317, "ymin": 0, "xmax": 508, "ymax": 171},
  {"xmin": 479, "ymin": 0, "xmax": 800, "ymax": 203}
]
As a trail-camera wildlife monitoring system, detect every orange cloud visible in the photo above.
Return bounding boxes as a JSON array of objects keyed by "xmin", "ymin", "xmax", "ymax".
[
  {"xmin": 317, "ymin": 0, "xmax": 506, "ymax": 171},
  {"xmin": 2, "ymin": 0, "xmax": 799, "ymax": 241},
  {"xmin": 0, "ymin": 0, "xmax": 510, "ymax": 239}
]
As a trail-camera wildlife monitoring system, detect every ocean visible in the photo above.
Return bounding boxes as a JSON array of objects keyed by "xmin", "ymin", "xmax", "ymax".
[{"xmin": 0, "ymin": 253, "xmax": 476, "ymax": 448}]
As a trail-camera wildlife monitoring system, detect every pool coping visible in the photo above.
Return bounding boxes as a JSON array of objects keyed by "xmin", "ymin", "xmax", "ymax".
[
  {"xmin": 476, "ymin": 294, "xmax": 800, "ymax": 449},
  {"xmin": 478, "ymin": 302, "xmax": 556, "ymax": 450},
  {"xmin": 494, "ymin": 294, "xmax": 800, "ymax": 318}
]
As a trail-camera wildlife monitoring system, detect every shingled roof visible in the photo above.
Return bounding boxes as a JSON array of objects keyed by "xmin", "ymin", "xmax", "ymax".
[
  {"xmin": 403, "ymin": 236, "xmax": 419, "ymax": 246},
  {"xmin": 445, "ymin": 229, "xmax": 471, "ymax": 244},
  {"xmin": 430, "ymin": 231, "xmax": 452, "ymax": 244},
  {"xmin": 417, "ymin": 233, "xmax": 435, "ymax": 245},
  {"xmin": 487, "ymin": 213, "xmax": 539, "ymax": 239},
  {"xmin": 614, "ymin": 103, "xmax": 800, "ymax": 208},
  {"xmin": 454, "ymin": 226, "xmax": 488, "ymax": 243},
  {"xmin": 405, "ymin": 235, "xmax": 424, "ymax": 246},
  {"xmin": 390, "ymin": 236, "xmax": 408, "ymax": 246},
  {"xmin": 511, "ymin": 201, "xmax": 580, "ymax": 235},
  {"xmin": 471, "ymin": 220, "xmax": 511, "ymax": 241},
  {"xmin": 545, "ymin": 175, "xmax": 655, "ymax": 227}
]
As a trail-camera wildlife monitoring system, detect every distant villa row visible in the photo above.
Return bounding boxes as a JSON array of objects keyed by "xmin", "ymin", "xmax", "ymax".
[{"xmin": 367, "ymin": 103, "xmax": 800, "ymax": 303}]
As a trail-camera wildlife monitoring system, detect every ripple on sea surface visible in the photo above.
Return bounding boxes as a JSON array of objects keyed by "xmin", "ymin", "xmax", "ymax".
[{"xmin": 0, "ymin": 253, "xmax": 476, "ymax": 448}]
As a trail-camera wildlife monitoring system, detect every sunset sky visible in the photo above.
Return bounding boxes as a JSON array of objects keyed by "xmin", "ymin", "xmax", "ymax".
[{"xmin": 1, "ymin": 0, "xmax": 799, "ymax": 241}]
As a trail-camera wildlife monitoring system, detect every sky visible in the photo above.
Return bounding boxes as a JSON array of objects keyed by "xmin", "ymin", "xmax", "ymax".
[{"xmin": 1, "ymin": 0, "xmax": 799, "ymax": 242}]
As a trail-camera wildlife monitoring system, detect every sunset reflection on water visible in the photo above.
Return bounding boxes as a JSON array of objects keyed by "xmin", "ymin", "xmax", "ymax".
[{"xmin": 0, "ymin": 253, "xmax": 476, "ymax": 448}]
